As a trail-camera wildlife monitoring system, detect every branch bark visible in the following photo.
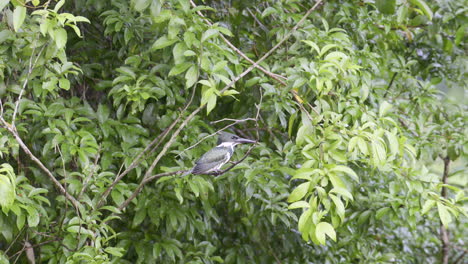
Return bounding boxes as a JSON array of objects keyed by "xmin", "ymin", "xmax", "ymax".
[
  {"xmin": 0, "ymin": 118, "xmax": 81, "ymax": 212},
  {"xmin": 440, "ymin": 156, "xmax": 450, "ymax": 264}
]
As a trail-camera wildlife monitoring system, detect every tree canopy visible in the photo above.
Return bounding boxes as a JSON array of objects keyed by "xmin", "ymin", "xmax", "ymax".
[{"xmin": 0, "ymin": 0, "xmax": 466, "ymax": 263}]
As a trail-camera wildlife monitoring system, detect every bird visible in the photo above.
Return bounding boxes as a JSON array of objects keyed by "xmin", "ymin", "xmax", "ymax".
[{"xmin": 188, "ymin": 132, "xmax": 256, "ymax": 175}]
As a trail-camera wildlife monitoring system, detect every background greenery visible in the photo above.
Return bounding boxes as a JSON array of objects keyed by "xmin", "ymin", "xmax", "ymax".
[{"xmin": 0, "ymin": 0, "xmax": 466, "ymax": 263}]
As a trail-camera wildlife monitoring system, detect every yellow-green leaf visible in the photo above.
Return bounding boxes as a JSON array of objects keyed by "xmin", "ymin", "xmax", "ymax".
[
  {"xmin": 13, "ymin": 5, "xmax": 26, "ymax": 32},
  {"xmin": 316, "ymin": 222, "xmax": 336, "ymax": 244},
  {"xmin": 287, "ymin": 182, "xmax": 310, "ymax": 203}
]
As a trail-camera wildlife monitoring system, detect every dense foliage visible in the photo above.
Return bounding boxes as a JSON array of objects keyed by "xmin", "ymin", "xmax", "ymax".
[{"xmin": 0, "ymin": 0, "xmax": 466, "ymax": 263}]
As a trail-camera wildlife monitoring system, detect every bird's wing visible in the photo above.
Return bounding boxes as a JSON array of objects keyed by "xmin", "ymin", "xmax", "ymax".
[{"xmin": 195, "ymin": 147, "xmax": 229, "ymax": 164}]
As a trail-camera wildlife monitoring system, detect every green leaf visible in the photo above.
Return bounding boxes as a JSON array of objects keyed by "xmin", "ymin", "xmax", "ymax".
[
  {"xmin": 287, "ymin": 182, "xmax": 310, "ymax": 203},
  {"xmin": 206, "ymin": 93, "xmax": 217, "ymax": 115},
  {"xmin": 59, "ymin": 78, "xmax": 70, "ymax": 90},
  {"xmin": 13, "ymin": 6, "xmax": 26, "ymax": 32},
  {"xmin": 375, "ymin": 0, "xmax": 396, "ymax": 15},
  {"xmin": 409, "ymin": 0, "xmax": 433, "ymax": 20},
  {"xmin": 385, "ymin": 131, "xmax": 399, "ymax": 157},
  {"xmin": 26, "ymin": 207, "xmax": 40, "ymax": 227},
  {"xmin": 376, "ymin": 207, "xmax": 391, "ymax": 220},
  {"xmin": 437, "ymin": 202, "xmax": 452, "ymax": 228},
  {"xmin": 288, "ymin": 201, "xmax": 310, "ymax": 210},
  {"xmin": 379, "ymin": 101, "xmax": 393, "ymax": 117},
  {"xmin": 53, "ymin": 0, "xmax": 65, "ymax": 12},
  {"xmin": 455, "ymin": 25, "xmax": 466, "ymax": 46},
  {"xmin": 421, "ymin": 199, "xmax": 436, "ymax": 215},
  {"xmin": 152, "ymin": 36, "xmax": 177, "ymax": 50},
  {"xmin": 54, "ymin": 28, "xmax": 68, "ymax": 49},
  {"xmin": 133, "ymin": 0, "xmax": 151, "ymax": 12},
  {"xmin": 201, "ymin": 28, "xmax": 219, "ymax": 42},
  {"xmin": 397, "ymin": 4, "xmax": 409, "ymax": 24},
  {"xmin": 168, "ymin": 62, "xmax": 191, "ymax": 76},
  {"xmin": 330, "ymin": 194, "xmax": 345, "ymax": 221},
  {"xmin": 330, "ymin": 187, "xmax": 353, "ymax": 201},
  {"xmin": 104, "ymin": 247, "xmax": 125, "ymax": 257},
  {"xmin": 331, "ymin": 165, "xmax": 359, "ymax": 182},
  {"xmin": 316, "ymin": 222, "xmax": 336, "ymax": 244},
  {"xmin": 0, "ymin": 175, "xmax": 15, "ymax": 209}
]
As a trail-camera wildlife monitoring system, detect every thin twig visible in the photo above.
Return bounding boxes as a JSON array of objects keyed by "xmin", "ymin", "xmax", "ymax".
[
  {"xmin": 210, "ymin": 117, "xmax": 256, "ymax": 124},
  {"xmin": 190, "ymin": 0, "xmax": 288, "ymax": 84},
  {"xmin": 12, "ymin": 43, "xmax": 46, "ymax": 126},
  {"xmin": 247, "ymin": 8, "xmax": 269, "ymax": 32}
]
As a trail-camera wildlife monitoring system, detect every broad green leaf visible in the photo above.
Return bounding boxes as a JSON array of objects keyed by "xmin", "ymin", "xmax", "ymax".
[
  {"xmin": 329, "ymin": 194, "xmax": 345, "ymax": 221},
  {"xmin": 104, "ymin": 247, "xmax": 124, "ymax": 257},
  {"xmin": 26, "ymin": 206, "xmax": 40, "ymax": 227},
  {"xmin": 206, "ymin": 93, "xmax": 217, "ymax": 115},
  {"xmin": 261, "ymin": 7, "xmax": 277, "ymax": 18},
  {"xmin": 375, "ymin": 0, "xmax": 396, "ymax": 14},
  {"xmin": 385, "ymin": 131, "xmax": 399, "ymax": 156},
  {"xmin": 409, "ymin": 0, "xmax": 433, "ymax": 20},
  {"xmin": 221, "ymin": 89, "xmax": 239, "ymax": 97},
  {"xmin": 168, "ymin": 62, "xmax": 191, "ymax": 76},
  {"xmin": 53, "ymin": 0, "xmax": 65, "ymax": 12},
  {"xmin": 287, "ymin": 182, "xmax": 310, "ymax": 203},
  {"xmin": 376, "ymin": 207, "xmax": 391, "ymax": 220},
  {"xmin": 437, "ymin": 202, "xmax": 452, "ymax": 228},
  {"xmin": 421, "ymin": 199, "xmax": 436, "ymax": 215},
  {"xmin": 185, "ymin": 65, "xmax": 198, "ymax": 88},
  {"xmin": 379, "ymin": 101, "xmax": 393, "ymax": 117},
  {"xmin": 455, "ymin": 25, "xmax": 466, "ymax": 46},
  {"xmin": 13, "ymin": 6, "xmax": 26, "ymax": 32},
  {"xmin": 330, "ymin": 187, "xmax": 353, "ymax": 201},
  {"xmin": 201, "ymin": 28, "xmax": 219, "ymax": 42},
  {"xmin": 133, "ymin": 0, "xmax": 151, "ymax": 12},
  {"xmin": 288, "ymin": 201, "xmax": 310, "ymax": 210},
  {"xmin": 331, "ymin": 165, "xmax": 359, "ymax": 182},
  {"xmin": 397, "ymin": 4, "xmax": 409, "ymax": 24},
  {"xmin": 152, "ymin": 36, "xmax": 177, "ymax": 50},
  {"xmin": 0, "ymin": 175, "xmax": 15, "ymax": 208},
  {"xmin": 316, "ymin": 222, "xmax": 336, "ymax": 244},
  {"xmin": 302, "ymin": 40, "xmax": 320, "ymax": 55},
  {"xmin": 54, "ymin": 28, "xmax": 68, "ymax": 49}
]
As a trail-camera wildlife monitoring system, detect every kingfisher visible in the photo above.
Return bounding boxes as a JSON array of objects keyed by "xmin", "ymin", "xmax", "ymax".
[{"xmin": 189, "ymin": 132, "xmax": 256, "ymax": 175}]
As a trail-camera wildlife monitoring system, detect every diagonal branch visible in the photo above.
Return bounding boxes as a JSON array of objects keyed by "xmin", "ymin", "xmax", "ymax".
[
  {"xmin": 190, "ymin": 0, "xmax": 287, "ymax": 84},
  {"xmin": 98, "ymin": 85, "xmax": 198, "ymax": 208},
  {"xmin": 0, "ymin": 117, "xmax": 81, "ymax": 211}
]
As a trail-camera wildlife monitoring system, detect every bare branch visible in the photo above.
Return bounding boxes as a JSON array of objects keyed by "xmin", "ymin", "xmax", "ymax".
[
  {"xmin": 12, "ymin": 44, "xmax": 46, "ymax": 126},
  {"xmin": 0, "ymin": 117, "xmax": 81, "ymax": 212},
  {"xmin": 440, "ymin": 156, "xmax": 451, "ymax": 264},
  {"xmin": 190, "ymin": 0, "xmax": 288, "ymax": 84}
]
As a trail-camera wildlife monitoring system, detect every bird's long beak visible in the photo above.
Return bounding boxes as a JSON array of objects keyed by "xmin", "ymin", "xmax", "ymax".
[{"xmin": 235, "ymin": 137, "xmax": 257, "ymax": 144}]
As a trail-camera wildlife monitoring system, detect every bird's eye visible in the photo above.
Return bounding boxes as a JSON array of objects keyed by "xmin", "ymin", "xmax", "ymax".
[{"xmin": 232, "ymin": 136, "xmax": 238, "ymax": 139}]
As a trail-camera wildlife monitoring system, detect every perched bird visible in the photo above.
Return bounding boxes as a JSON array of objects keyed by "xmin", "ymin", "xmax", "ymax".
[{"xmin": 189, "ymin": 132, "xmax": 256, "ymax": 175}]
